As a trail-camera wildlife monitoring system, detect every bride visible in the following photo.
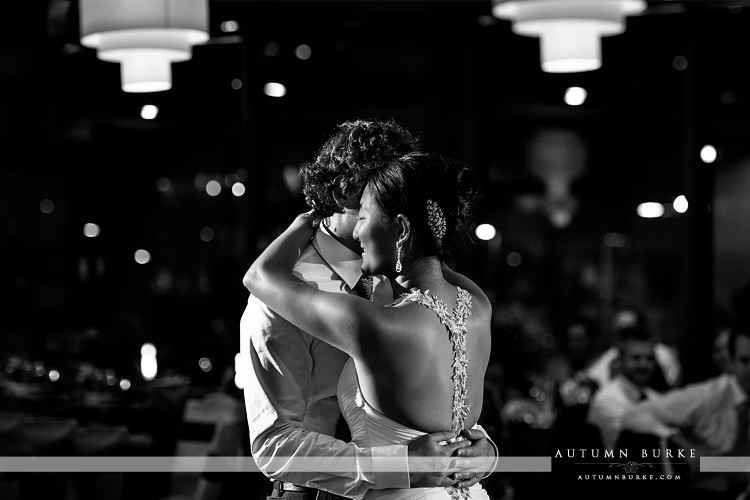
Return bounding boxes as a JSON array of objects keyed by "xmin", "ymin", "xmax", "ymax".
[{"xmin": 245, "ymin": 152, "xmax": 492, "ymax": 500}]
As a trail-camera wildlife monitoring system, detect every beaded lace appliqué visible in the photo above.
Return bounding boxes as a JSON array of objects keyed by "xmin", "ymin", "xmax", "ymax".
[{"xmin": 393, "ymin": 287, "xmax": 473, "ymax": 500}]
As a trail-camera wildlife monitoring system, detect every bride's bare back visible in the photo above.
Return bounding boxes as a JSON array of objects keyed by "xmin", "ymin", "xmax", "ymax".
[{"xmin": 353, "ymin": 283, "xmax": 491, "ymax": 435}]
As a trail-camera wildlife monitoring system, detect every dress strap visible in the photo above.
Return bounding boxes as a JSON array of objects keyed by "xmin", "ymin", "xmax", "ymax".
[
  {"xmin": 393, "ymin": 287, "xmax": 474, "ymax": 500},
  {"xmin": 447, "ymin": 288, "xmax": 472, "ymax": 437}
]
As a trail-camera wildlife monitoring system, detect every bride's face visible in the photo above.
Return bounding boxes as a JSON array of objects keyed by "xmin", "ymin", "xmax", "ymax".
[{"xmin": 353, "ymin": 185, "xmax": 399, "ymax": 276}]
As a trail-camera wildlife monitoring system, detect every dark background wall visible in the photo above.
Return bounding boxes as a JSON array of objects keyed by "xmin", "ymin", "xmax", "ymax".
[{"xmin": 1, "ymin": 0, "xmax": 749, "ymax": 387}]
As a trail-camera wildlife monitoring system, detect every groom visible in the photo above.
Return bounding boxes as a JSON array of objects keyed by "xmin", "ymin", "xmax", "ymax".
[{"xmin": 240, "ymin": 119, "xmax": 497, "ymax": 500}]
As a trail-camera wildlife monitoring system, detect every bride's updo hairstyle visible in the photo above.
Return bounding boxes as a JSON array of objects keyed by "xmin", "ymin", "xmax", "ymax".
[{"xmin": 363, "ymin": 152, "xmax": 480, "ymax": 260}]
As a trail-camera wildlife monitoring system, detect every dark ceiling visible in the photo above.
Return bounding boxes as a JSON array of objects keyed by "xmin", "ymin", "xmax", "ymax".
[{"xmin": 4, "ymin": 1, "xmax": 750, "ymax": 202}]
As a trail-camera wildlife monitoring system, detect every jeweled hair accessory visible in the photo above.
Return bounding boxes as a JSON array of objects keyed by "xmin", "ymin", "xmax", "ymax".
[{"xmin": 426, "ymin": 199, "xmax": 446, "ymax": 240}]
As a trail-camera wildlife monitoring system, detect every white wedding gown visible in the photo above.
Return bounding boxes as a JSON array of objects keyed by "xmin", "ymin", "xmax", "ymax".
[{"xmin": 337, "ymin": 288, "xmax": 491, "ymax": 500}]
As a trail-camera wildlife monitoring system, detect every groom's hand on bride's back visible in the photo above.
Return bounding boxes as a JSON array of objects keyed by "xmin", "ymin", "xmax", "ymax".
[{"xmin": 407, "ymin": 431, "xmax": 471, "ymax": 487}]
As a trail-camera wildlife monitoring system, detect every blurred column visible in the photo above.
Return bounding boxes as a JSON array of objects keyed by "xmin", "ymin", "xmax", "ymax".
[
  {"xmin": 600, "ymin": 237, "xmax": 615, "ymax": 345},
  {"xmin": 681, "ymin": 4, "xmax": 714, "ymax": 383},
  {"xmin": 235, "ymin": 2, "xmax": 264, "ymax": 264}
]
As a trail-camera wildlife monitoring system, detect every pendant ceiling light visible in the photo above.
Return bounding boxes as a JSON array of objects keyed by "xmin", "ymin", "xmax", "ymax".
[
  {"xmin": 80, "ymin": 0, "xmax": 209, "ymax": 93},
  {"xmin": 528, "ymin": 128, "xmax": 587, "ymax": 229},
  {"xmin": 492, "ymin": 0, "xmax": 646, "ymax": 73}
]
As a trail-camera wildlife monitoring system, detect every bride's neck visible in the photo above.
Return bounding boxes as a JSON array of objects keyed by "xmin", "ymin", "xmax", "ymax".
[{"xmin": 390, "ymin": 257, "xmax": 444, "ymax": 296}]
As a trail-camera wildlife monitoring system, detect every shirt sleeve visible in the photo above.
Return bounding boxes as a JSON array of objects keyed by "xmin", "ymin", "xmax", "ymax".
[
  {"xmin": 587, "ymin": 390, "xmax": 629, "ymax": 450},
  {"xmin": 585, "ymin": 348, "xmax": 617, "ymax": 388},
  {"xmin": 623, "ymin": 380, "xmax": 713, "ymax": 434},
  {"xmin": 655, "ymin": 343, "xmax": 682, "ymax": 387},
  {"xmin": 240, "ymin": 296, "xmax": 409, "ymax": 499},
  {"xmin": 470, "ymin": 423, "xmax": 499, "ymax": 479},
  {"xmin": 621, "ymin": 376, "xmax": 736, "ymax": 454}
]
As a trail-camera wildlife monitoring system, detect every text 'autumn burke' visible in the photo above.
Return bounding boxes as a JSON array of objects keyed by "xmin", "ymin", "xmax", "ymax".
[{"xmin": 554, "ymin": 448, "xmax": 697, "ymax": 459}]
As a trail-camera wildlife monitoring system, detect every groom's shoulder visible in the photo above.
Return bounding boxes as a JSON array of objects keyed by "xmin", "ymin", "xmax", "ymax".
[
  {"xmin": 292, "ymin": 241, "xmax": 355, "ymax": 295},
  {"xmin": 292, "ymin": 241, "xmax": 332, "ymax": 280},
  {"xmin": 296, "ymin": 240, "xmax": 323, "ymax": 266}
]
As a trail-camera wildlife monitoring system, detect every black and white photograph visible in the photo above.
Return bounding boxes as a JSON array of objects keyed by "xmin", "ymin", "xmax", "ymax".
[{"xmin": 2, "ymin": 1, "xmax": 750, "ymax": 499}]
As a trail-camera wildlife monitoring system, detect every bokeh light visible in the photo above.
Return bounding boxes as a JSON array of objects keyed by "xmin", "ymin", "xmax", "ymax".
[
  {"xmin": 231, "ymin": 182, "xmax": 246, "ymax": 197},
  {"xmin": 637, "ymin": 202, "xmax": 665, "ymax": 218},
  {"xmin": 40, "ymin": 198, "xmax": 55, "ymax": 214},
  {"xmin": 506, "ymin": 252, "xmax": 522, "ymax": 267},
  {"xmin": 295, "ymin": 44, "xmax": 312, "ymax": 60},
  {"xmin": 134, "ymin": 249, "xmax": 151, "ymax": 264},
  {"xmin": 604, "ymin": 232, "xmax": 627, "ymax": 248},
  {"xmin": 141, "ymin": 357, "xmax": 157, "ymax": 381},
  {"xmin": 564, "ymin": 87, "xmax": 587, "ymax": 106},
  {"xmin": 206, "ymin": 180, "xmax": 222, "ymax": 197},
  {"xmin": 155, "ymin": 177, "xmax": 171, "ymax": 192},
  {"xmin": 199, "ymin": 357, "xmax": 213, "ymax": 372},
  {"xmin": 701, "ymin": 145, "xmax": 718, "ymax": 163},
  {"xmin": 221, "ymin": 20, "xmax": 239, "ymax": 32},
  {"xmin": 141, "ymin": 343, "xmax": 157, "ymax": 381},
  {"xmin": 140, "ymin": 105, "xmax": 158, "ymax": 120},
  {"xmin": 672, "ymin": 55, "xmax": 688, "ymax": 71},
  {"xmin": 264, "ymin": 82, "xmax": 287, "ymax": 97},
  {"xmin": 141, "ymin": 343, "xmax": 157, "ymax": 357},
  {"xmin": 475, "ymin": 223, "xmax": 497, "ymax": 241},
  {"xmin": 83, "ymin": 223, "xmax": 101, "ymax": 238},
  {"xmin": 199, "ymin": 227, "xmax": 215, "ymax": 242},
  {"xmin": 673, "ymin": 195, "xmax": 689, "ymax": 214}
]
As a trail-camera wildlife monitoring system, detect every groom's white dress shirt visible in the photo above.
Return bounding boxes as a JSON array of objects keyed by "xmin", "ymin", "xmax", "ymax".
[{"xmin": 240, "ymin": 225, "xmax": 408, "ymax": 499}]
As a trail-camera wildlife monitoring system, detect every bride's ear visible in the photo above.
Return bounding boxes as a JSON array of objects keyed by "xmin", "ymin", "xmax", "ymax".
[
  {"xmin": 331, "ymin": 176, "xmax": 358, "ymax": 210},
  {"xmin": 396, "ymin": 214, "xmax": 411, "ymax": 246}
]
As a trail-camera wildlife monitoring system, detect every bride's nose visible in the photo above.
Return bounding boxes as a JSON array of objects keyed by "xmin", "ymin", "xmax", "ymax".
[{"xmin": 353, "ymin": 221, "xmax": 361, "ymax": 241}]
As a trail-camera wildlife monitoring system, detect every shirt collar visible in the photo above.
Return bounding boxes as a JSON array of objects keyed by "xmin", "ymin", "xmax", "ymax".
[{"xmin": 312, "ymin": 224, "xmax": 363, "ymax": 290}]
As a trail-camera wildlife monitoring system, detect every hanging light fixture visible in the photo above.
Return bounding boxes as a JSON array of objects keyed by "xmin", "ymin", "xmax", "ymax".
[
  {"xmin": 491, "ymin": 0, "xmax": 646, "ymax": 73},
  {"xmin": 527, "ymin": 128, "xmax": 586, "ymax": 228},
  {"xmin": 79, "ymin": 0, "xmax": 209, "ymax": 93}
]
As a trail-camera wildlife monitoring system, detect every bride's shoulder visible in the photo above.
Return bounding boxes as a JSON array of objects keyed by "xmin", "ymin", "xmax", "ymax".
[
  {"xmin": 460, "ymin": 290, "xmax": 492, "ymax": 334},
  {"xmin": 459, "ymin": 284, "xmax": 491, "ymax": 316}
]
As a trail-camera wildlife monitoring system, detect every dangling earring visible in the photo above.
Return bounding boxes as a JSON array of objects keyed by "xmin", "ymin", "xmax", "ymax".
[{"xmin": 395, "ymin": 240, "xmax": 403, "ymax": 273}]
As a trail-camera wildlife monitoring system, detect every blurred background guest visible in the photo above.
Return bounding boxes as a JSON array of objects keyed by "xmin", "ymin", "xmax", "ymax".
[
  {"xmin": 585, "ymin": 307, "xmax": 681, "ymax": 393},
  {"xmin": 547, "ymin": 313, "xmax": 602, "ymax": 408},
  {"xmin": 587, "ymin": 325, "xmax": 658, "ymax": 451},
  {"xmin": 621, "ymin": 326, "xmax": 750, "ymax": 500}
]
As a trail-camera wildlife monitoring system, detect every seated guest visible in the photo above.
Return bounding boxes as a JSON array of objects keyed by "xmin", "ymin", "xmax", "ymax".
[
  {"xmin": 586, "ymin": 326, "xmax": 658, "ymax": 451},
  {"xmin": 544, "ymin": 314, "xmax": 600, "ymax": 405},
  {"xmin": 621, "ymin": 326, "xmax": 750, "ymax": 499},
  {"xmin": 562, "ymin": 314, "xmax": 601, "ymax": 376},
  {"xmin": 585, "ymin": 307, "xmax": 681, "ymax": 392},
  {"xmin": 713, "ymin": 326, "xmax": 732, "ymax": 375}
]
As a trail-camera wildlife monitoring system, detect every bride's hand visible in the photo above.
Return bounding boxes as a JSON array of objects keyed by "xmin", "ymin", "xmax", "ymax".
[
  {"xmin": 243, "ymin": 208, "xmax": 320, "ymax": 293},
  {"xmin": 291, "ymin": 210, "xmax": 321, "ymax": 230}
]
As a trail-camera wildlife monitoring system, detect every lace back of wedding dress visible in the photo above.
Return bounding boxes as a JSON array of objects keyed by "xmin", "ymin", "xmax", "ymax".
[{"xmin": 396, "ymin": 287, "xmax": 473, "ymax": 500}]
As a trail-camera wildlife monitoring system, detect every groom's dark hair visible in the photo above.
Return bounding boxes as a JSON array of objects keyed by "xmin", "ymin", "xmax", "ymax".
[{"xmin": 299, "ymin": 119, "xmax": 420, "ymax": 218}]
